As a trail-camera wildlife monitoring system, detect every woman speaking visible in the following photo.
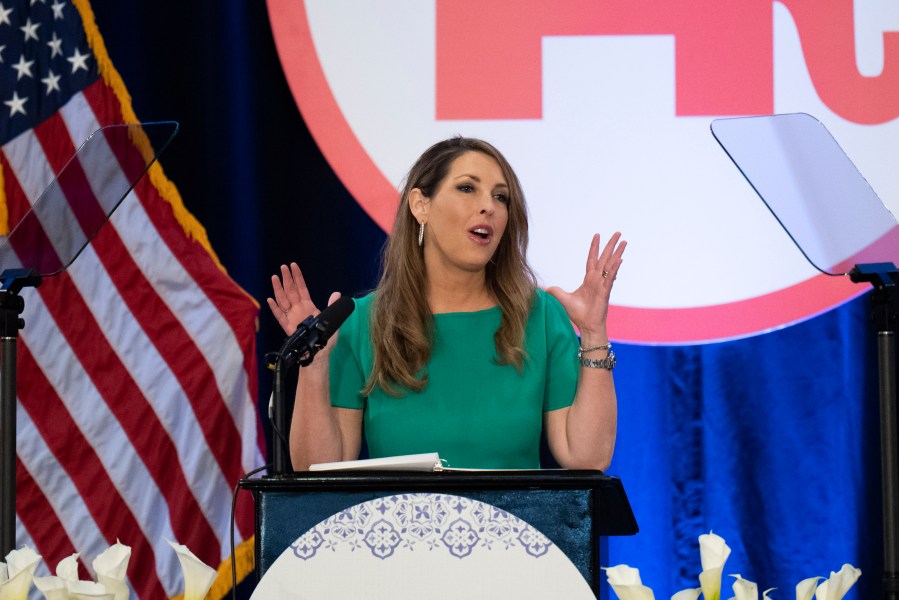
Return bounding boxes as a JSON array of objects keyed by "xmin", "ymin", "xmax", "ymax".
[{"xmin": 269, "ymin": 137, "xmax": 625, "ymax": 471}]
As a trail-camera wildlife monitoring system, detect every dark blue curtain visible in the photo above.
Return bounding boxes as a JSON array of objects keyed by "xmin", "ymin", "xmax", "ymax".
[
  {"xmin": 609, "ymin": 294, "xmax": 881, "ymax": 597},
  {"xmin": 91, "ymin": 2, "xmax": 884, "ymax": 597}
]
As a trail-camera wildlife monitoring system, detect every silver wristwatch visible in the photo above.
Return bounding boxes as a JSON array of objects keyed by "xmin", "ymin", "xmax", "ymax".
[{"xmin": 578, "ymin": 350, "xmax": 616, "ymax": 370}]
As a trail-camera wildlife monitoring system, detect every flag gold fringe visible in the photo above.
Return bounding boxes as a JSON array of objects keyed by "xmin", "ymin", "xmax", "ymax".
[
  {"xmin": 0, "ymin": 159, "xmax": 8, "ymax": 235},
  {"xmin": 170, "ymin": 536, "xmax": 256, "ymax": 600},
  {"xmin": 208, "ymin": 537, "xmax": 257, "ymax": 600},
  {"xmin": 71, "ymin": 0, "xmax": 227, "ymax": 273}
]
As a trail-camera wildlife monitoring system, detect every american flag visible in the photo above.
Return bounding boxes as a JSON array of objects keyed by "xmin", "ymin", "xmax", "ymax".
[{"xmin": 1, "ymin": 0, "xmax": 262, "ymax": 597}]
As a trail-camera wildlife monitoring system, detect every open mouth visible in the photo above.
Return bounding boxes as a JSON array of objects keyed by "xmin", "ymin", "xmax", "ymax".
[{"xmin": 469, "ymin": 226, "xmax": 493, "ymax": 243}]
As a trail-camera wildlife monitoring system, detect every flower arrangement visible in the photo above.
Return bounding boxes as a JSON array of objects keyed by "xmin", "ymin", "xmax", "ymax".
[
  {"xmin": 604, "ymin": 532, "xmax": 861, "ymax": 600},
  {"xmin": 0, "ymin": 540, "xmax": 217, "ymax": 600}
]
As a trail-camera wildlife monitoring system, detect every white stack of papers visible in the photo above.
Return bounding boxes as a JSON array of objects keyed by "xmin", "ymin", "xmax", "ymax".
[{"xmin": 309, "ymin": 452, "xmax": 443, "ymax": 472}]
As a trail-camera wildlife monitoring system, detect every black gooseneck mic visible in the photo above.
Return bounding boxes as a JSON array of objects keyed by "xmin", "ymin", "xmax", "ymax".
[
  {"xmin": 269, "ymin": 295, "xmax": 355, "ymax": 475},
  {"xmin": 277, "ymin": 295, "xmax": 355, "ymax": 369}
]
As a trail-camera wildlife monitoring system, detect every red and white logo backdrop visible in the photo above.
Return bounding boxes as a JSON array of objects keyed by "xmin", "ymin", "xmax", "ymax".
[{"xmin": 267, "ymin": 0, "xmax": 899, "ymax": 344}]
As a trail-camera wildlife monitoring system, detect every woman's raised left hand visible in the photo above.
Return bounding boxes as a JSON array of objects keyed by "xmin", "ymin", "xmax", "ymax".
[{"xmin": 546, "ymin": 232, "xmax": 626, "ymax": 336}]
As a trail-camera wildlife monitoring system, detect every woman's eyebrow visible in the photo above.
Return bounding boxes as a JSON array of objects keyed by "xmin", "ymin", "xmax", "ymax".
[{"xmin": 453, "ymin": 174, "xmax": 509, "ymax": 188}]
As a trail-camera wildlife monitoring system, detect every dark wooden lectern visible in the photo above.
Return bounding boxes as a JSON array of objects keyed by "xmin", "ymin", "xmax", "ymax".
[{"xmin": 240, "ymin": 470, "xmax": 637, "ymax": 596}]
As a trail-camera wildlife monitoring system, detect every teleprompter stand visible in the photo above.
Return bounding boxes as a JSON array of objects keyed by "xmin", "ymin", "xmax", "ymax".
[
  {"xmin": 0, "ymin": 122, "xmax": 178, "ymax": 558},
  {"xmin": 712, "ymin": 113, "xmax": 899, "ymax": 599},
  {"xmin": 849, "ymin": 263, "xmax": 899, "ymax": 598},
  {"xmin": 0, "ymin": 269, "xmax": 42, "ymax": 556}
]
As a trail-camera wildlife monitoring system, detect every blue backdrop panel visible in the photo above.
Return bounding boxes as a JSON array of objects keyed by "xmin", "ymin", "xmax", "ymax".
[{"xmin": 608, "ymin": 292, "xmax": 881, "ymax": 598}]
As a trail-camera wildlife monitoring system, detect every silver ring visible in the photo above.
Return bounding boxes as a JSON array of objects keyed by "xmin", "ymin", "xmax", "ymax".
[{"xmin": 601, "ymin": 270, "xmax": 609, "ymax": 278}]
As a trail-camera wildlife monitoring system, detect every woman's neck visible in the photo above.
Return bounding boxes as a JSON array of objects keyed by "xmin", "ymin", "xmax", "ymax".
[{"xmin": 426, "ymin": 269, "xmax": 495, "ymax": 314}]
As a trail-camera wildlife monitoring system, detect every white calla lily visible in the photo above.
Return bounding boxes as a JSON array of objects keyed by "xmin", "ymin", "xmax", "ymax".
[
  {"xmin": 698, "ymin": 532, "xmax": 732, "ymax": 600},
  {"xmin": 814, "ymin": 564, "xmax": 861, "ymax": 600},
  {"xmin": 728, "ymin": 574, "xmax": 759, "ymax": 600},
  {"xmin": 33, "ymin": 575, "xmax": 69, "ymax": 600},
  {"xmin": 671, "ymin": 588, "xmax": 702, "ymax": 600},
  {"xmin": 92, "ymin": 544, "xmax": 129, "ymax": 583},
  {"xmin": 0, "ymin": 571, "xmax": 32, "ymax": 600},
  {"xmin": 92, "ymin": 542, "xmax": 131, "ymax": 600},
  {"xmin": 56, "ymin": 554, "xmax": 80, "ymax": 582},
  {"xmin": 66, "ymin": 580, "xmax": 113, "ymax": 600},
  {"xmin": 796, "ymin": 576, "xmax": 822, "ymax": 600},
  {"xmin": 700, "ymin": 567, "xmax": 726, "ymax": 600},
  {"xmin": 700, "ymin": 533, "xmax": 732, "ymax": 571},
  {"xmin": 4, "ymin": 547, "xmax": 41, "ymax": 581},
  {"xmin": 605, "ymin": 565, "xmax": 644, "ymax": 586},
  {"xmin": 166, "ymin": 540, "xmax": 217, "ymax": 600},
  {"xmin": 603, "ymin": 564, "xmax": 656, "ymax": 600},
  {"xmin": 93, "ymin": 576, "xmax": 126, "ymax": 600},
  {"xmin": 0, "ymin": 546, "xmax": 42, "ymax": 600}
]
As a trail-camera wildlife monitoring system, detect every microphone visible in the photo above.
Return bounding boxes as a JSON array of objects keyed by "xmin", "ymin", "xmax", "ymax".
[{"xmin": 277, "ymin": 295, "xmax": 355, "ymax": 368}]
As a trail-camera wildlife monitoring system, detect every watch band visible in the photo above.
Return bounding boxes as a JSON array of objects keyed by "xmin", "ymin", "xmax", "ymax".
[{"xmin": 579, "ymin": 350, "xmax": 616, "ymax": 370}]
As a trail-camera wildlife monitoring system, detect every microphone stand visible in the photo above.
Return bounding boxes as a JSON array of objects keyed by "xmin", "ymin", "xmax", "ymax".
[
  {"xmin": 269, "ymin": 359, "xmax": 291, "ymax": 475},
  {"xmin": 850, "ymin": 263, "xmax": 899, "ymax": 600},
  {"xmin": 265, "ymin": 298, "xmax": 354, "ymax": 477},
  {"xmin": 267, "ymin": 320, "xmax": 316, "ymax": 477}
]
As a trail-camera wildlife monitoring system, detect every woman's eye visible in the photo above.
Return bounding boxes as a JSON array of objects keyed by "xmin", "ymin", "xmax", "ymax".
[
  {"xmin": 494, "ymin": 193, "xmax": 509, "ymax": 204},
  {"xmin": 457, "ymin": 184, "xmax": 474, "ymax": 193}
]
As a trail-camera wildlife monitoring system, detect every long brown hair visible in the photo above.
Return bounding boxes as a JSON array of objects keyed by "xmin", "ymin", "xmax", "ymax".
[{"xmin": 363, "ymin": 137, "xmax": 536, "ymax": 396}]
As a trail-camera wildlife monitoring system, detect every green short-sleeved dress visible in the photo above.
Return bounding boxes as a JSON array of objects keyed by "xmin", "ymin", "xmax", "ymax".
[{"xmin": 329, "ymin": 289, "xmax": 579, "ymax": 469}]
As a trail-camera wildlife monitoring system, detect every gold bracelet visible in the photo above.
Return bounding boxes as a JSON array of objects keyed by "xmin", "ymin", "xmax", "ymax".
[{"xmin": 578, "ymin": 343, "xmax": 612, "ymax": 358}]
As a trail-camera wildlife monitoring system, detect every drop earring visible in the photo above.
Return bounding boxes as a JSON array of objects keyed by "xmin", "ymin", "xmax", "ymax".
[{"xmin": 418, "ymin": 222, "xmax": 425, "ymax": 247}]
